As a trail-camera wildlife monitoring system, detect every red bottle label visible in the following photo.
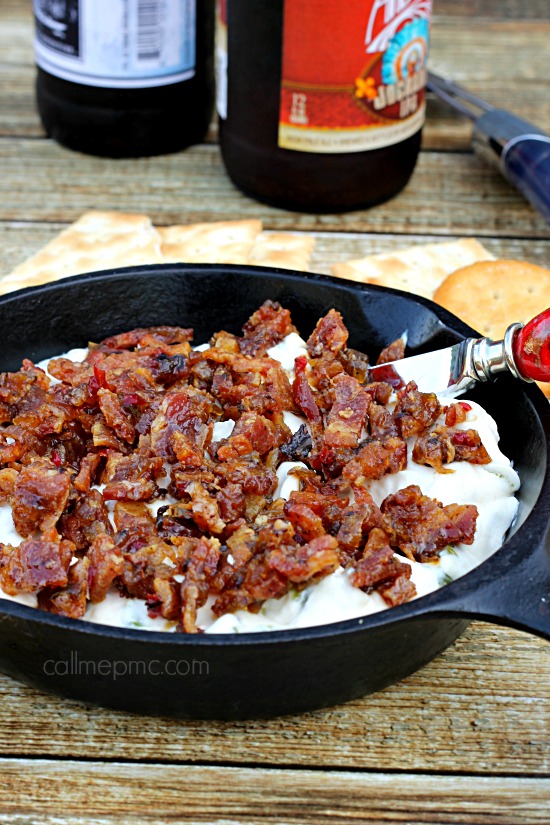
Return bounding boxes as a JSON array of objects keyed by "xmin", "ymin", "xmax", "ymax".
[{"xmin": 279, "ymin": 0, "xmax": 432, "ymax": 153}]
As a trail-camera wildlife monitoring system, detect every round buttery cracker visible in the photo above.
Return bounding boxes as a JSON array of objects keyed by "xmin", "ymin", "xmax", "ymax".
[
  {"xmin": 435, "ymin": 259, "xmax": 550, "ymax": 397},
  {"xmin": 434, "ymin": 260, "xmax": 550, "ymax": 341}
]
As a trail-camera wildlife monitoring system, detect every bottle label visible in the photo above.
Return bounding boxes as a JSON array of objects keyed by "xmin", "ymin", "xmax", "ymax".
[
  {"xmin": 279, "ymin": 0, "xmax": 432, "ymax": 153},
  {"xmin": 34, "ymin": 0, "xmax": 197, "ymax": 89}
]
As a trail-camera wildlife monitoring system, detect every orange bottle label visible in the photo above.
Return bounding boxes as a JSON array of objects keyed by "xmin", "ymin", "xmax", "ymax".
[{"xmin": 279, "ymin": 0, "xmax": 432, "ymax": 153}]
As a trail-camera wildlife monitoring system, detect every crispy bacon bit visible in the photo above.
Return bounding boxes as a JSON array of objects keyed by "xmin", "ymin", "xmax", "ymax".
[
  {"xmin": 292, "ymin": 371, "xmax": 321, "ymax": 423},
  {"xmin": 101, "ymin": 449, "xmax": 164, "ymax": 501},
  {"xmin": 120, "ymin": 536, "xmax": 180, "ymax": 600},
  {"xmin": 152, "ymin": 353, "xmax": 190, "ymax": 385},
  {"xmin": 324, "ymin": 374, "xmax": 369, "ymax": 448},
  {"xmin": 393, "ymin": 381, "xmax": 441, "ymax": 438},
  {"xmin": 0, "ymin": 537, "xmax": 74, "ymax": 595},
  {"xmin": 170, "ymin": 431, "xmax": 203, "ymax": 467},
  {"xmin": 210, "ymin": 524, "xmax": 256, "ymax": 593},
  {"xmin": 369, "ymin": 402, "xmax": 398, "ymax": 440},
  {"xmin": 307, "ymin": 309, "xmax": 348, "ymax": 357},
  {"xmin": 350, "ymin": 528, "xmax": 416, "ymax": 607},
  {"xmin": 336, "ymin": 488, "xmax": 384, "ymax": 562},
  {"xmin": 87, "ymin": 534, "xmax": 123, "ymax": 603},
  {"xmin": 342, "ymin": 437, "xmax": 407, "ymax": 483},
  {"xmin": 114, "ymin": 501, "xmax": 157, "ymax": 553},
  {"xmin": 268, "ymin": 534, "xmax": 339, "ymax": 583},
  {"xmin": 240, "ymin": 301, "xmax": 295, "ymax": 357},
  {"xmin": 283, "ymin": 499, "xmax": 325, "ymax": 542},
  {"xmin": 38, "ymin": 557, "xmax": 90, "ymax": 619},
  {"xmin": 444, "ymin": 402, "xmax": 468, "ymax": 427},
  {"xmin": 212, "ymin": 554, "xmax": 288, "ymax": 617},
  {"xmin": 74, "ymin": 453, "xmax": 102, "ymax": 492},
  {"xmin": 92, "ymin": 420, "xmax": 125, "ymax": 451},
  {"xmin": 13, "ymin": 461, "xmax": 72, "ymax": 537},
  {"xmin": 96, "ymin": 325, "xmax": 193, "ymax": 352},
  {"xmin": 97, "ymin": 389, "xmax": 135, "ymax": 443},
  {"xmin": 381, "ymin": 485, "xmax": 478, "ymax": 562},
  {"xmin": 181, "ymin": 536, "xmax": 221, "ymax": 632},
  {"xmin": 412, "ymin": 427, "xmax": 456, "ymax": 473},
  {"xmin": 213, "ymin": 457, "xmax": 277, "ymax": 497},
  {"xmin": 185, "ymin": 480, "xmax": 226, "ymax": 535},
  {"xmin": 150, "ymin": 388, "xmax": 214, "ymax": 458},
  {"xmin": 337, "ymin": 347, "xmax": 370, "ymax": 383},
  {"xmin": 0, "ymin": 468, "xmax": 18, "ymax": 505},
  {"xmin": 59, "ymin": 489, "xmax": 113, "ymax": 551},
  {"xmin": 216, "ymin": 483, "xmax": 246, "ymax": 524},
  {"xmin": 376, "ymin": 338, "xmax": 406, "ymax": 365},
  {"xmin": 450, "ymin": 429, "xmax": 492, "ymax": 464},
  {"xmin": 229, "ymin": 412, "xmax": 276, "ymax": 455},
  {"xmin": 413, "ymin": 426, "xmax": 491, "ymax": 471}
]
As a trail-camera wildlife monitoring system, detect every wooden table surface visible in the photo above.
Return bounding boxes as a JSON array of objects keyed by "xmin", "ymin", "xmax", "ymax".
[{"xmin": 1, "ymin": 1, "xmax": 549, "ymax": 822}]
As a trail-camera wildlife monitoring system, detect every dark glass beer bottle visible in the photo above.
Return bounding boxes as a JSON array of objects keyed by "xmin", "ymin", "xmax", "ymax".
[
  {"xmin": 34, "ymin": 0, "xmax": 215, "ymax": 158},
  {"xmin": 217, "ymin": 0, "xmax": 432, "ymax": 212}
]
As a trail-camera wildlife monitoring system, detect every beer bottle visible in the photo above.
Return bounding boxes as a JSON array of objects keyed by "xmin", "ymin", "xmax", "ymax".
[
  {"xmin": 217, "ymin": 0, "xmax": 432, "ymax": 212},
  {"xmin": 34, "ymin": 0, "xmax": 215, "ymax": 158}
]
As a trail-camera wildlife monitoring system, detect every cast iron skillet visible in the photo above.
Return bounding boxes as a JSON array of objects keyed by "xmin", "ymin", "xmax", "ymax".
[{"xmin": 0, "ymin": 264, "xmax": 548, "ymax": 720}]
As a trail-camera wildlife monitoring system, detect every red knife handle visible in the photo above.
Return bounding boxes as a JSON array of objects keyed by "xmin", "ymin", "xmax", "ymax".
[{"xmin": 512, "ymin": 308, "xmax": 550, "ymax": 382}]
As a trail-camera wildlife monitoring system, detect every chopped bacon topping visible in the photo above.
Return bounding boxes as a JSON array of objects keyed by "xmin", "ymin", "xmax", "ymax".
[
  {"xmin": 393, "ymin": 381, "xmax": 441, "ymax": 438},
  {"xmin": 376, "ymin": 338, "xmax": 406, "ymax": 365},
  {"xmin": 324, "ymin": 374, "xmax": 369, "ymax": 448},
  {"xmin": 342, "ymin": 437, "xmax": 407, "ymax": 483},
  {"xmin": 350, "ymin": 528, "xmax": 416, "ymax": 607},
  {"xmin": 239, "ymin": 300, "xmax": 295, "ymax": 357},
  {"xmin": 0, "ymin": 537, "xmax": 74, "ymax": 595},
  {"xmin": 307, "ymin": 309, "xmax": 348, "ymax": 357},
  {"xmin": 381, "ymin": 485, "xmax": 478, "ymax": 562},
  {"xmin": 413, "ymin": 426, "xmax": 491, "ymax": 472},
  {"xmin": 38, "ymin": 557, "xmax": 90, "ymax": 619},
  {"xmin": 87, "ymin": 534, "xmax": 123, "ymax": 603},
  {"xmin": 0, "ymin": 305, "xmax": 484, "ymax": 628},
  {"xmin": 13, "ymin": 461, "xmax": 72, "ymax": 537}
]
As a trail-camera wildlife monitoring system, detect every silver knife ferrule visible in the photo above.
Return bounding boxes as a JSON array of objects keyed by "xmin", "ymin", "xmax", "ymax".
[{"xmin": 468, "ymin": 322, "xmax": 529, "ymax": 383}]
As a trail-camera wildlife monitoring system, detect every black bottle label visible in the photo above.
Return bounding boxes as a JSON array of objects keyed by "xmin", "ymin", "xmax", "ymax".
[
  {"xmin": 33, "ymin": 0, "xmax": 197, "ymax": 89},
  {"xmin": 35, "ymin": 0, "xmax": 80, "ymax": 58}
]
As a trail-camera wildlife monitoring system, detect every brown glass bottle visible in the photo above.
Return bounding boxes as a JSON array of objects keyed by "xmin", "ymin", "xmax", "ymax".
[
  {"xmin": 218, "ymin": 0, "xmax": 428, "ymax": 213},
  {"xmin": 35, "ymin": 1, "xmax": 215, "ymax": 158}
]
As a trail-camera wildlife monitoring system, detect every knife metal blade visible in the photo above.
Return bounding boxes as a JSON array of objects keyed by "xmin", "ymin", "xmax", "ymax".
[{"xmin": 368, "ymin": 323, "xmax": 525, "ymax": 397}]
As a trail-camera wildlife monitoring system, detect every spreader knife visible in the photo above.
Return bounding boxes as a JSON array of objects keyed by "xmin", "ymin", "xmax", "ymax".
[
  {"xmin": 368, "ymin": 308, "xmax": 550, "ymax": 397},
  {"xmin": 427, "ymin": 72, "xmax": 550, "ymax": 224}
]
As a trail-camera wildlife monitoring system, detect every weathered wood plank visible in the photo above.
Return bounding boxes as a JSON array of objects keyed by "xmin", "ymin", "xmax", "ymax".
[
  {"xmin": 0, "ymin": 623, "xmax": 547, "ymax": 774},
  {"xmin": 0, "ymin": 760, "xmax": 548, "ymax": 825},
  {"xmin": 2, "ymin": 221, "xmax": 550, "ymax": 281},
  {"xmin": 435, "ymin": 1, "xmax": 550, "ymax": 18},
  {"xmin": 0, "ymin": 139, "xmax": 548, "ymax": 238}
]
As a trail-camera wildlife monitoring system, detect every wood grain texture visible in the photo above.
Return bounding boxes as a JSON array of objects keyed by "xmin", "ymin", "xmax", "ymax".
[
  {"xmin": 0, "ymin": 139, "xmax": 549, "ymax": 239},
  {"xmin": 0, "ymin": 760, "xmax": 548, "ymax": 825},
  {"xmin": 435, "ymin": 1, "xmax": 550, "ymax": 18},
  {"xmin": 0, "ymin": 623, "xmax": 547, "ymax": 775}
]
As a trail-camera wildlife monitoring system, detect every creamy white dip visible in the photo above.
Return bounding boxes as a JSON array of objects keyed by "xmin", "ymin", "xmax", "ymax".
[{"xmin": 0, "ymin": 335, "xmax": 520, "ymax": 633}]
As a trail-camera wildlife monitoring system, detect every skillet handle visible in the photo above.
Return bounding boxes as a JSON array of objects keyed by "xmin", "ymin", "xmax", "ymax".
[{"xmin": 430, "ymin": 532, "xmax": 550, "ymax": 641}]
